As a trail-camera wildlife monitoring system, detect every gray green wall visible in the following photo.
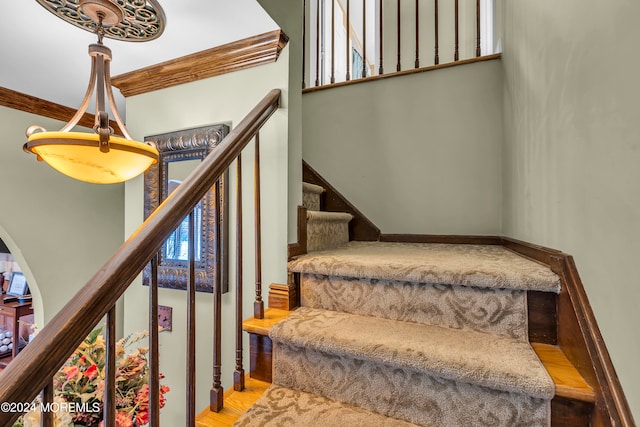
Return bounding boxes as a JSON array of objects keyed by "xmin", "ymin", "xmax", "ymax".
[
  {"xmin": 258, "ymin": 0, "xmax": 304, "ymax": 242},
  {"xmin": 302, "ymin": 60, "xmax": 504, "ymax": 235},
  {"xmin": 0, "ymin": 106, "xmax": 124, "ymax": 326},
  {"xmin": 501, "ymin": 1, "xmax": 640, "ymax": 421},
  {"xmin": 122, "ymin": 51, "xmax": 289, "ymax": 424}
]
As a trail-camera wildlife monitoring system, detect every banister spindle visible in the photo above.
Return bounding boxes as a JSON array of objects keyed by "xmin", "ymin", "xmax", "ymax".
[
  {"xmin": 148, "ymin": 259, "xmax": 160, "ymax": 426},
  {"xmin": 254, "ymin": 134, "xmax": 264, "ymax": 319},
  {"xmin": 362, "ymin": 0, "xmax": 367, "ymax": 78},
  {"xmin": 186, "ymin": 210, "xmax": 196, "ymax": 424},
  {"xmin": 379, "ymin": 0, "xmax": 384, "ymax": 74},
  {"xmin": 148, "ymin": 158, "xmax": 162, "ymax": 427},
  {"xmin": 415, "ymin": 0, "xmax": 419, "ymax": 68},
  {"xmin": 315, "ymin": 0, "xmax": 320, "ymax": 86},
  {"xmin": 302, "ymin": 0, "xmax": 307, "ymax": 88},
  {"xmin": 234, "ymin": 155, "xmax": 245, "ymax": 391},
  {"xmin": 346, "ymin": 0, "xmax": 351, "ymax": 81},
  {"xmin": 331, "ymin": 0, "xmax": 335, "ymax": 83},
  {"xmin": 396, "ymin": 0, "xmax": 401, "ymax": 71},
  {"xmin": 40, "ymin": 380, "xmax": 53, "ymax": 427},
  {"xmin": 210, "ymin": 179, "xmax": 224, "ymax": 412},
  {"xmin": 434, "ymin": 0, "xmax": 439, "ymax": 64},
  {"xmin": 454, "ymin": 0, "xmax": 459, "ymax": 61},
  {"xmin": 105, "ymin": 305, "xmax": 117, "ymax": 426},
  {"xmin": 476, "ymin": 0, "xmax": 481, "ymax": 57}
]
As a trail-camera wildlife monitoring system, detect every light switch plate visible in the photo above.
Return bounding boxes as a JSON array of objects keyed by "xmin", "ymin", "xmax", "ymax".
[{"xmin": 158, "ymin": 305, "xmax": 172, "ymax": 332}]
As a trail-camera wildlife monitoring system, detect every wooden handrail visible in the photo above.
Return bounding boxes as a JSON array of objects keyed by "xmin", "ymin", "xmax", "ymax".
[{"xmin": 0, "ymin": 89, "xmax": 281, "ymax": 425}]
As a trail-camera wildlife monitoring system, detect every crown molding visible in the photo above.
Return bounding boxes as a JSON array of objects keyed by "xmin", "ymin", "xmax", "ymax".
[
  {"xmin": 111, "ymin": 30, "xmax": 289, "ymax": 98},
  {"xmin": 0, "ymin": 86, "xmax": 122, "ymax": 135}
]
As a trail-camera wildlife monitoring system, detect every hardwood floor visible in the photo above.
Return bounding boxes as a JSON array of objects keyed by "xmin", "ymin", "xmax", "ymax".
[
  {"xmin": 195, "ymin": 376, "xmax": 270, "ymax": 427},
  {"xmin": 196, "ymin": 309, "xmax": 292, "ymax": 426},
  {"xmin": 532, "ymin": 342, "xmax": 595, "ymax": 402},
  {"xmin": 242, "ymin": 308, "xmax": 292, "ymax": 337}
]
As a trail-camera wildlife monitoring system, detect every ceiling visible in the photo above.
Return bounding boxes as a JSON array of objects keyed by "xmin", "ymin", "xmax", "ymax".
[{"xmin": 0, "ymin": 1, "xmax": 278, "ymax": 113}]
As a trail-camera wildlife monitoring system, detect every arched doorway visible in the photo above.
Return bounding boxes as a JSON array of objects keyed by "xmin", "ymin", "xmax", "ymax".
[{"xmin": 0, "ymin": 229, "xmax": 42, "ymax": 367}]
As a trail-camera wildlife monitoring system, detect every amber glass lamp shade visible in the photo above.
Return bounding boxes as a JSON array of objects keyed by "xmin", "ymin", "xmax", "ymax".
[
  {"xmin": 24, "ymin": 131, "xmax": 158, "ymax": 184},
  {"xmin": 26, "ymin": 0, "xmax": 166, "ymax": 184}
]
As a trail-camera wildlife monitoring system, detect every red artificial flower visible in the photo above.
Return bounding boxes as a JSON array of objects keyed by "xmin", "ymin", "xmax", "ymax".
[
  {"xmin": 84, "ymin": 364, "xmax": 99, "ymax": 380},
  {"xmin": 135, "ymin": 409, "xmax": 149, "ymax": 426},
  {"xmin": 115, "ymin": 410, "xmax": 134, "ymax": 427}
]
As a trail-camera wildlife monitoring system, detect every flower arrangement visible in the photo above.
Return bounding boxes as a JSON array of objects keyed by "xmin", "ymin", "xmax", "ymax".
[{"xmin": 14, "ymin": 328, "xmax": 169, "ymax": 427}]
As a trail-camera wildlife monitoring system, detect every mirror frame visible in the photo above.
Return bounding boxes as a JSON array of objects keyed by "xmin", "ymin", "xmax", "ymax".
[{"xmin": 142, "ymin": 123, "xmax": 229, "ymax": 293}]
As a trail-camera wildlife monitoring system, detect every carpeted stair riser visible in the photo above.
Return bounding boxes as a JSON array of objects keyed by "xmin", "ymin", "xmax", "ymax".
[
  {"xmin": 270, "ymin": 307, "xmax": 554, "ymax": 427},
  {"xmin": 273, "ymin": 342, "xmax": 549, "ymax": 427},
  {"xmin": 235, "ymin": 384, "xmax": 421, "ymax": 426},
  {"xmin": 302, "ymin": 182, "xmax": 323, "ymax": 212},
  {"xmin": 306, "ymin": 211, "xmax": 352, "ymax": 252},
  {"xmin": 300, "ymin": 273, "xmax": 529, "ymax": 340}
]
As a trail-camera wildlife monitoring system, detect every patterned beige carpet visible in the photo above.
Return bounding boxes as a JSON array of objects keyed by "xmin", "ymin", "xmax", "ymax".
[
  {"xmin": 305, "ymin": 211, "xmax": 353, "ymax": 252},
  {"xmin": 264, "ymin": 308, "xmax": 553, "ymax": 427},
  {"xmin": 235, "ymin": 385, "xmax": 421, "ymax": 426},
  {"xmin": 289, "ymin": 241, "xmax": 561, "ymax": 292},
  {"xmin": 300, "ymin": 273, "xmax": 529, "ymax": 340},
  {"xmin": 236, "ymin": 238, "xmax": 559, "ymax": 426}
]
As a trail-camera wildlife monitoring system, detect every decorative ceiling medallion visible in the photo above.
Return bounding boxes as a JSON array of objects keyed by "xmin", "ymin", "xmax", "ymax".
[{"xmin": 35, "ymin": 0, "xmax": 166, "ymax": 42}]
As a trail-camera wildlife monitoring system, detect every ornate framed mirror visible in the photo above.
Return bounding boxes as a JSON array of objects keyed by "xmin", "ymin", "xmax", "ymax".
[{"xmin": 142, "ymin": 124, "xmax": 229, "ymax": 293}]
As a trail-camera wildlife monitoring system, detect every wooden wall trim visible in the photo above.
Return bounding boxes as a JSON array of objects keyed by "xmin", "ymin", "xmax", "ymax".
[
  {"xmin": 501, "ymin": 236, "xmax": 564, "ymax": 266},
  {"xmin": 303, "ymin": 160, "xmax": 380, "ymax": 241},
  {"xmin": 287, "ymin": 206, "xmax": 308, "ymax": 259},
  {"xmin": 505, "ymin": 238, "xmax": 635, "ymax": 426},
  {"xmin": 0, "ymin": 86, "xmax": 122, "ymax": 135},
  {"xmin": 552, "ymin": 255, "xmax": 636, "ymax": 427},
  {"xmin": 302, "ymin": 53, "xmax": 501, "ymax": 94},
  {"xmin": 112, "ymin": 30, "xmax": 289, "ymax": 97},
  {"xmin": 287, "ymin": 172, "xmax": 633, "ymax": 424},
  {"xmin": 380, "ymin": 234, "xmax": 502, "ymax": 245}
]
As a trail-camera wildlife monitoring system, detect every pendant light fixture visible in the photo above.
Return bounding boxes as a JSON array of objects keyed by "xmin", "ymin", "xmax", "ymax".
[{"xmin": 23, "ymin": 0, "xmax": 166, "ymax": 184}]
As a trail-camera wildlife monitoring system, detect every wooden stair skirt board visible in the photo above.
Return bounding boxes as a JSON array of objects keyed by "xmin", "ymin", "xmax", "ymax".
[
  {"xmin": 286, "ymin": 163, "xmax": 632, "ymax": 425},
  {"xmin": 242, "ymin": 308, "xmax": 293, "ymax": 383},
  {"xmin": 302, "ymin": 160, "xmax": 380, "ymax": 242},
  {"xmin": 284, "ymin": 236, "xmax": 631, "ymax": 423},
  {"xmin": 372, "ymin": 234, "xmax": 633, "ymax": 426},
  {"xmin": 228, "ymin": 309, "xmax": 596, "ymax": 427}
]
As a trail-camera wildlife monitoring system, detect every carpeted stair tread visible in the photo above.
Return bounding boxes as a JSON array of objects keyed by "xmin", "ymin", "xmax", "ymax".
[
  {"xmin": 233, "ymin": 384, "xmax": 421, "ymax": 427},
  {"xmin": 303, "ymin": 182, "xmax": 324, "ymax": 211},
  {"xmin": 289, "ymin": 241, "xmax": 560, "ymax": 293},
  {"xmin": 303, "ymin": 182, "xmax": 324, "ymax": 194},
  {"xmin": 270, "ymin": 307, "xmax": 555, "ymax": 399},
  {"xmin": 306, "ymin": 210, "xmax": 353, "ymax": 252},
  {"xmin": 306, "ymin": 210, "xmax": 353, "ymax": 221}
]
